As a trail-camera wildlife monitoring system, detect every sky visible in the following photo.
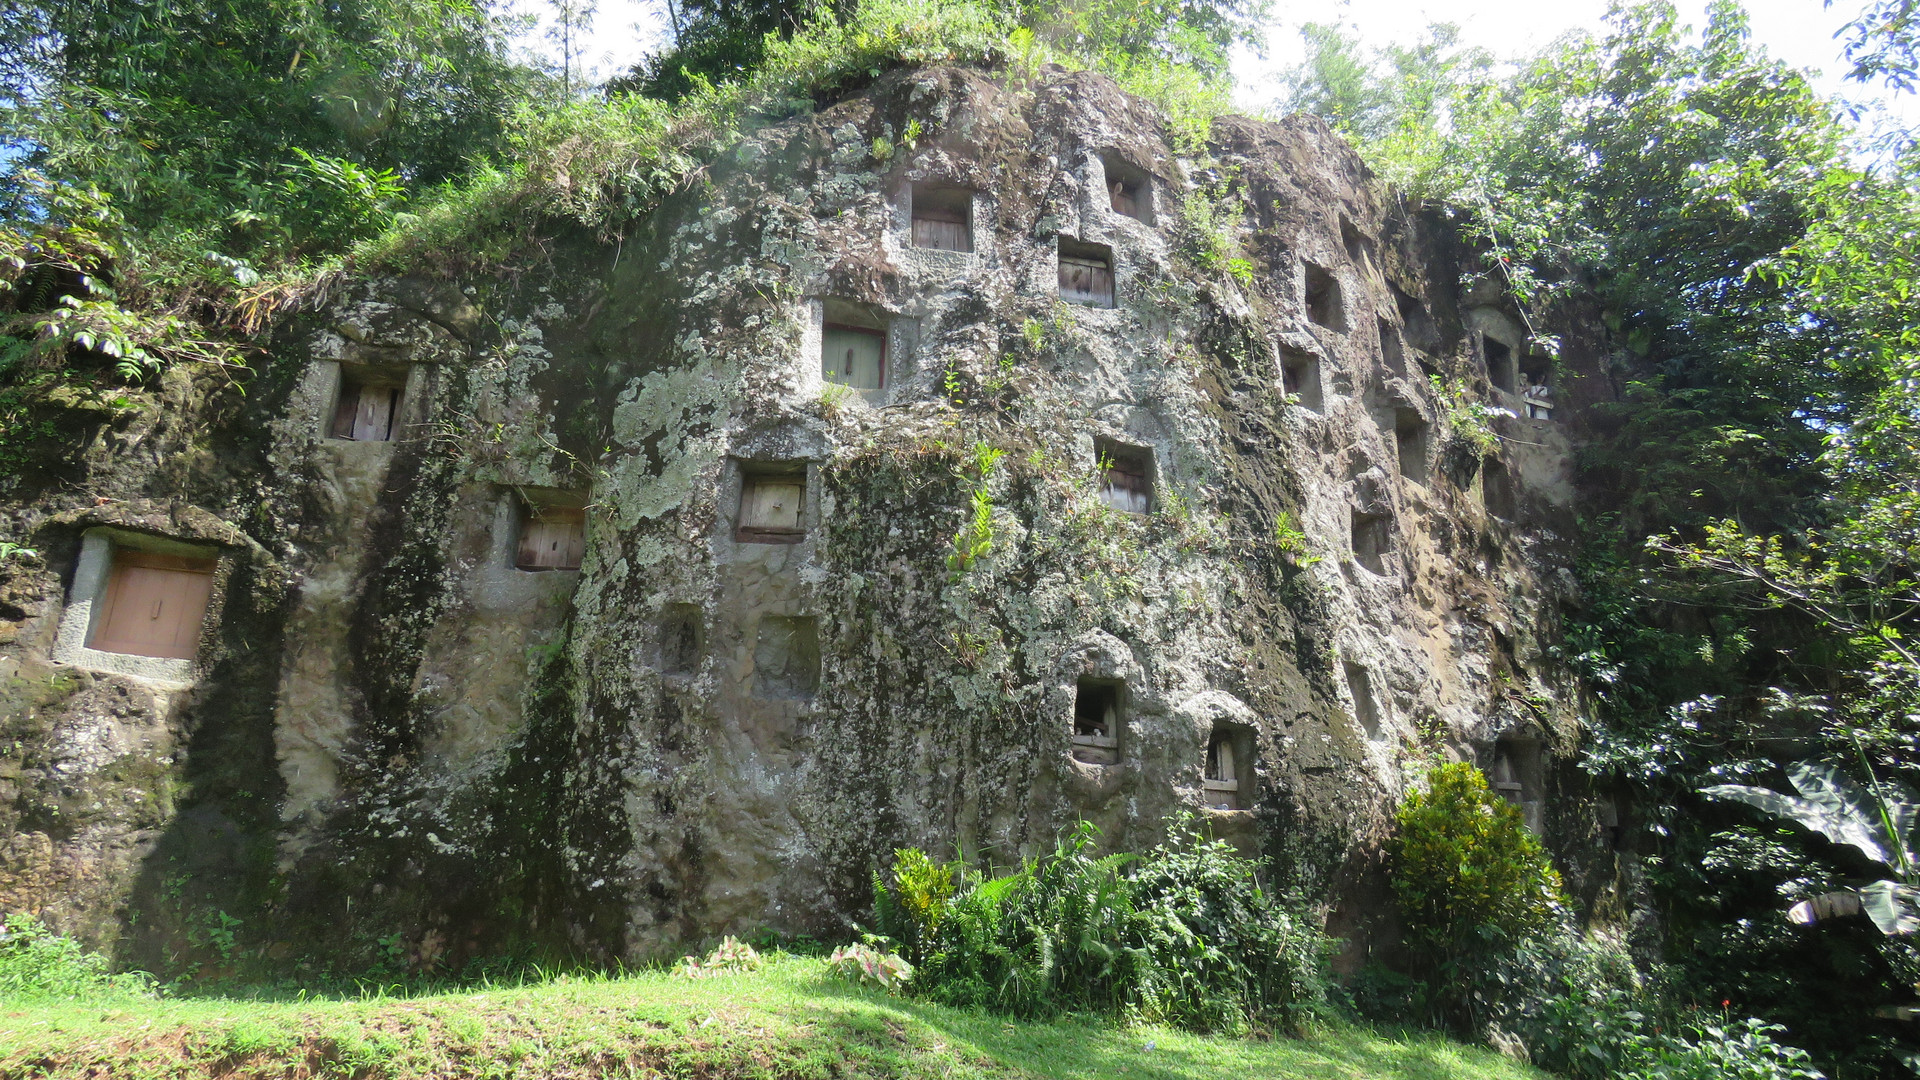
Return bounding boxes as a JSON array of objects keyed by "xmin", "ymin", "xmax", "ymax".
[{"xmin": 513, "ymin": 0, "xmax": 1917, "ymax": 127}]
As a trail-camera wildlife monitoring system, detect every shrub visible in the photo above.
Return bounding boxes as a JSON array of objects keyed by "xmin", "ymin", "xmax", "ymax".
[
  {"xmin": 1623, "ymin": 1018, "xmax": 1826, "ymax": 1080},
  {"xmin": 1391, "ymin": 761, "xmax": 1563, "ymax": 977},
  {"xmin": 881, "ymin": 817, "xmax": 1330, "ymax": 1033},
  {"xmin": 0, "ymin": 914, "xmax": 156, "ymax": 1001}
]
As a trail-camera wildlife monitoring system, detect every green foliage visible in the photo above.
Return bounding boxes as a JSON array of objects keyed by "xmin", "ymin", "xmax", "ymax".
[
  {"xmin": 0, "ymin": 915, "xmax": 156, "ymax": 1002},
  {"xmin": 881, "ymin": 818, "xmax": 1330, "ymax": 1033},
  {"xmin": 1390, "ymin": 763, "xmax": 1564, "ymax": 974},
  {"xmin": 825, "ymin": 940, "xmax": 916, "ymax": 991},
  {"xmin": 671, "ymin": 935, "xmax": 765, "ymax": 979},
  {"xmin": 947, "ymin": 441, "xmax": 1006, "ymax": 575},
  {"xmin": 1428, "ymin": 374, "xmax": 1499, "ymax": 457},
  {"xmin": 1271, "ymin": 511, "xmax": 1320, "ymax": 568}
]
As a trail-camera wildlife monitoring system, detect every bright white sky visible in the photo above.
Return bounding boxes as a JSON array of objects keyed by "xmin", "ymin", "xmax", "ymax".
[{"xmin": 512, "ymin": 0, "xmax": 1918, "ymax": 128}]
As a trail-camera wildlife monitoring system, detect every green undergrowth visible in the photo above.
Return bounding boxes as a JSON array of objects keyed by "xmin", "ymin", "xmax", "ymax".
[{"xmin": 0, "ymin": 953, "xmax": 1545, "ymax": 1080}]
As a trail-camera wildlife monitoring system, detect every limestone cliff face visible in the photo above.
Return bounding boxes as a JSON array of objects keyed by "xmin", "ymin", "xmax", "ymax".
[{"xmin": 0, "ymin": 65, "xmax": 1609, "ymax": 972}]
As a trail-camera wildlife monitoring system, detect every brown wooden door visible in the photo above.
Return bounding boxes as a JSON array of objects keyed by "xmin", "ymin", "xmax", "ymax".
[
  {"xmin": 516, "ymin": 507, "xmax": 585, "ymax": 570},
  {"xmin": 331, "ymin": 381, "xmax": 400, "ymax": 441},
  {"xmin": 1060, "ymin": 256, "xmax": 1114, "ymax": 306},
  {"xmin": 90, "ymin": 551, "xmax": 216, "ymax": 660},
  {"xmin": 737, "ymin": 478, "xmax": 805, "ymax": 542},
  {"xmin": 912, "ymin": 210, "xmax": 971, "ymax": 252},
  {"xmin": 822, "ymin": 326, "xmax": 885, "ymax": 389}
]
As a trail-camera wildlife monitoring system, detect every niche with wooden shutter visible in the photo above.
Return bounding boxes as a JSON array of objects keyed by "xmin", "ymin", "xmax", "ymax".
[
  {"xmin": 89, "ymin": 550, "xmax": 217, "ymax": 660},
  {"xmin": 515, "ymin": 505, "xmax": 585, "ymax": 571},
  {"xmin": 1097, "ymin": 440, "xmax": 1152, "ymax": 514},
  {"xmin": 330, "ymin": 368, "xmax": 404, "ymax": 441},
  {"xmin": 1059, "ymin": 238, "xmax": 1115, "ymax": 307},
  {"xmin": 822, "ymin": 323, "xmax": 886, "ymax": 389},
  {"xmin": 911, "ymin": 184, "xmax": 973, "ymax": 252},
  {"xmin": 1071, "ymin": 678, "xmax": 1122, "ymax": 765},
  {"xmin": 737, "ymin": 468, "xmax": 806, "ymax": 543}
]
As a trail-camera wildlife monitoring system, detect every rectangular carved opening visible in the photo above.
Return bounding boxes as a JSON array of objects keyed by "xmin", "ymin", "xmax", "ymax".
[
  {"xmin": 754, "ymin": 615, "xmax": 819, "ymax": 699},
  {"xmin": 1392, "ymin": 284, "xmax": 1442, "ymax": 351},
  {"xmin": 1340, "ymin": 216, "xmax": 1371, "ymax": 269},
  {"xmin": 1071, "ymin": 678, "xmax": 1122, "ymax": 764},
  {"xmin": 515, "ymin": 504, "xmax": 585, "ymax": 571},
  {"xmin": 1059, "ymin": 238, "xmax": 1115, "ymax": 308},
  {"xmin": 1304, "ymin": 263, "xmax": 1343, "ymax": 330},
  {"xmin": 1102, "ymin": 154, "xmax": 1152, "ymax": 224},
  {"xmin": 1204, "ymin": 727, "xmax": 1250, "ymax": 810},
  {"xmin": 1280, "ymin": 347, "xmax": 1322, "ymax": 412},
  {"xmin": 912, "ymin": 183, "xmax": 973, "ymax": 252},
  {"xmin": 659, "ymin": 603, "xmax": 702, "ymax": 677},
  {"xmin": 737, "ymin": 467, "xmax": 806, "ymax": 543},
  {"xmin": 1484, "ymin": 335, "xmax": 1516, "ymax": 393},
  {"xmin": 1394, "ymin": 409, "xmax": 1429, "ymax": 482},
  {"xmin": 1344, "ymin": 662, "xmax": 1382, "ymax": 739},
  {"xmin": 822, "ymin": 322, "xmax": 886, "ymax": 390},
  {"xmin": 330, "ymin": 367, "xmax": 403, "ymax": 441},
  {"xmin": 1483, "ymin": 457, "xmax": 1516, "ymax": 521},
  {"xmin": 90, "ymin": 550, "xmax": 216, "ymax": 660},
  {"xmin": 1350, "ymin": 510, "xmax": 1389, "ymax": 575},
  {"xmin": 1096, "ymin": 439, "xmax": 1152, "ymax": 514}
]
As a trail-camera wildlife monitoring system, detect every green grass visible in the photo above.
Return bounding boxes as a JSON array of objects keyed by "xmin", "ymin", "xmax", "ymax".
[{"xmin": 0, "ymin": 955, "xmax": 1543, "ymax": 1080}]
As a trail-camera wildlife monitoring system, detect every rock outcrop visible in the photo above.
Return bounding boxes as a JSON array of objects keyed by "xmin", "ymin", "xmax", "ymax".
[{"xmin": 0, "ymin": 64, "xmax": 1607, "ymax": 972}]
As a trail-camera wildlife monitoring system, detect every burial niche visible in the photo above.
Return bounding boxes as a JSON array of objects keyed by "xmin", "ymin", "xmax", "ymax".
[
  {"xmin": 329, "ymin": 366, "xmax": 404, "ymax": 441},
  {"xmin": 911, "ymin": 183, "xmax": 973, "ymax": 252},
  {"xmin": 1394, "ymin": 409, "xmax": 1429, "ymax": 482},
  {"xmin": 1280, "ymin": 347, "xmax": 1322, "ymax": 412},
  {"xmin": 1059, "ymin": 238, "xmax": 1116, "ymax": 307},
  {"xmin": 1521, "ymin": 349, "xmax": 1553, "ymax": 419},
  {"xmin": 1203, "ymin": 727, "xmax": 1251, "ymax": 810},
  {"xmin": 89, "ymin": 548, "xmax": 217, "ymax": 660},
  {"xmin": 1350, "ymin": 509, "xmax": 1390, "ymax": 575},
  {"xmin": 1071, "ymin": 678, "xmax": 1122, "ymax": 765},
  {"xmin": 1304, "ymin": 263, "xmax": 1343, "ymax": 330},
  {"xmin": 1484, "ymin": 334, "xmax": 1517, "ymax": 394},
  {"xmin": 821, "ymin": 304, "xmax": 887, "ymax": 390},
  {"xmin": 1097, "ymin": 440, "xmax": 1152, "ymax": 514},
  {"xmin": 515, "ymin": 501, "xmax": 585, "ymax": 571},
  {"xmin": 1102, "ymin": 154, "xmax": 1152, "ymax": 224},
  {"xmin": 1344, "ymin": 662, "xmax": 1382, "ymax": 739},
  {"xmin": 736, "ymin": 465, "xmax": 806, "ymax": 543},
  {"xmin": 1490, "ymin": 737, "xmax": 1544, "ymax": 832}
]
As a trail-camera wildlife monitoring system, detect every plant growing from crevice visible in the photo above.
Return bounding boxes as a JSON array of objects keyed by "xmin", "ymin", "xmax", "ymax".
[{"xmin": 947, "ymin": 440, "xmax": 1005, "ymax": 575}]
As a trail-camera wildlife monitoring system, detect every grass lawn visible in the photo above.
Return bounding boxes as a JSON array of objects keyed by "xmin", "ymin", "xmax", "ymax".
[{"xmin": 0, "ymin": 954, "xmax": 1545, "ymax": 1080}]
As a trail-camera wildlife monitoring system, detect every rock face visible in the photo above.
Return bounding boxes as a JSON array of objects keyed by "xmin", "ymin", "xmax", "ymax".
[{"xmin": 0, "ymin": 65, "xmax": 1607, "ymax": 972}]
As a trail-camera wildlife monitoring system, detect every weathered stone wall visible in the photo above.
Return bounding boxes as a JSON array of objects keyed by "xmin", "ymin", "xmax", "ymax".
[{"xmin": 0, "ymin": 63, "xmax": 1611, "ymax": 974}]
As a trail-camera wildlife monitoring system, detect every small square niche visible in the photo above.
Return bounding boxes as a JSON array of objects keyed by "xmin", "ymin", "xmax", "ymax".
[
  {"xmin": 52, "ymin": 530, "xmax": 222, "ymax": 686},
  {"xmin": 329, "ymin": 366, "xmax": 404, "ymax": 441},
  {"xmin": 911, "ymin": 183, "xmax": 974, "ymax": 252},
  {"xmin": 1340, "ymin": 216, "xmax": 1372, "ymax": 269},
  {"xmin": 1097, "ymin": 440, "xmax": 1152, "ymax": 514},
  {"xmin": 1484, "ymin": 335, "xmax": 1517, "ymax": 394},
  {"xmin": 821, "ymin": 301, "xmax": 888, "ymax": 390},
  {"xmin": 1071, "ymin": 678, "xmax": 1122, "ymax": 765},
  {"xmin": 1350, "ymin": 509, "xmax": 1390, "ymax": 575},
  {"xmin": 1059, "ymin": 238, "xmax": 1115, "ymax": 308},
  {"xmin": 1102, "ymin": 154, "xmax": 1153, "ymax": 224},
  {"xmin": 1394, "ymin": 409, "xmax": 1429, "ymax": 482},
  {"xmin": 1280, "ymin": 347, "xmax": 1322, "ymax": 412},
  {"xmin": 515, "ymin": 502, "xmax": 585, "ymax": 571},
  {"xmin": 737, "ymin": 465, "xmax": 806, "ymax": 543},
  {"xmin": 1304, "ymin": 263, "xmax": 1344, "ymax": 331}
]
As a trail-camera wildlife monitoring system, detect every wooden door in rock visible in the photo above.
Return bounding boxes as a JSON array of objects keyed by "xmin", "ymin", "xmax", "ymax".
[{"xmin": 90, "ymin": 551, "xmax": 216, "ymax": 659}]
